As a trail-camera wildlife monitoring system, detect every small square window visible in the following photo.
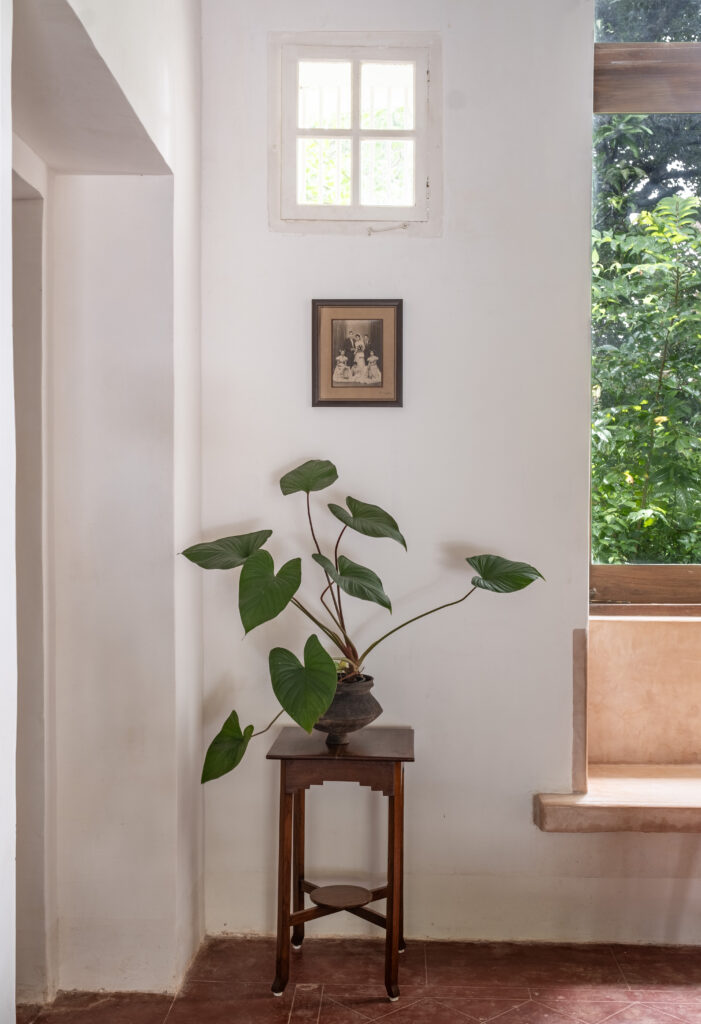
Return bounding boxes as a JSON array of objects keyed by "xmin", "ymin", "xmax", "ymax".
[{"xmin": 271, "ymin": 34, "xmax": 441, "ymax": 232}]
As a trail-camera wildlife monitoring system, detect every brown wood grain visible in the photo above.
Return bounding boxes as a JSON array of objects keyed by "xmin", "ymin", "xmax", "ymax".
[
  {"xmin": 590, "ymin": 564, "xmax": 701, "ymax": 604},
  {"xmin": 595, "ymin": 43, "xmax": 701, "ymax": 113},
  {"xmin": 590, "ymin": 604, "xmax": 701, "ymax": 616},
  {"xmin": 270, "ymin": 728, "xmax": 412, "ymax": 1000},
  {"xmin": 310, "ymin": 884, "xmax": 373, "ymax": 910},
  {"xmin": 267, "ymin": 725, "xmax": 414, "ymax": 762}
]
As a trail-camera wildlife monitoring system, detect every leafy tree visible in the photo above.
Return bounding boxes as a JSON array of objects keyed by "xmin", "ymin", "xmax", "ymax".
[
  {"xmin": 596, "ymin": 0, "xmax": 701, "ymax": 42},
  {"xmin": 594, "ymin": 114, "xmax": 701, "ymax": 233},
  {"xmin": 591, "ymin": 196, "xmax": 701, "ymax": 563}
]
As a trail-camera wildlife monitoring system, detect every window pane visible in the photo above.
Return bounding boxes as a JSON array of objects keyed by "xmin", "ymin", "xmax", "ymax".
[
  {"xmin": 595, "ymin": 0, "xmax": 701, "ymax": 42},
  {"xmin": 360, "ymin": 63, "xmax": 415, "ymax": 130},
  {"xmin": 591, "ymin": 113, "xmax": 701, "ymax": 565},
  {"xmin": 297, "ymin": 138, "xmax": 351, "ymax": 205},
  {"xmin": 360, "ymin": 140, "xmax": 414, "ymax": 206},
  {"xmin": 298, "ymin": 61, "xmax": 351, "ymax": 130}
]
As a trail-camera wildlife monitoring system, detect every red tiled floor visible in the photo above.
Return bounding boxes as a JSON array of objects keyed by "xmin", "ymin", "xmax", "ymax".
[
  {"xmin": 15, "ymin": 938, "xmax": 701, "ymax": 1024},
  {"xmin": 32, "ymin": 993, "xmax": 173, "ymax": 1024}
]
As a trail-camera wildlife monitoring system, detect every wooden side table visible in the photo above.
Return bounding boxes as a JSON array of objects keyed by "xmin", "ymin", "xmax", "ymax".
[{"xmin": 266, "ymin": 726, "xmax": 414, "ymax": 1001}]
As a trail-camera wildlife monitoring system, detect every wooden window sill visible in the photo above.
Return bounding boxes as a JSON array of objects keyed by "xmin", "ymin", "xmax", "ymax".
[
  {"xmin": 534, "ymin": 764, "xmax": 701, "ymax": 833},
  {"xmin": 590, "ymin": 605, "xmax": 701, "ymax": 618}
]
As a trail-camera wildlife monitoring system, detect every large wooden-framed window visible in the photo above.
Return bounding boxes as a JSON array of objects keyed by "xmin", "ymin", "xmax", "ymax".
[{"xmin": 591, "ymin": 41, "xmax": 701, "ymax": 609}]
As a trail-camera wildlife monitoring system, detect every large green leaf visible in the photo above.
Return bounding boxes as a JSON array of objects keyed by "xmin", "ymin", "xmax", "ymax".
[
  {"xmin": 280, "ymin": 459, "xmax": 338, "ymax": 495},
  {"xmin": 182, "ymin": 530, "xmax": 272, "ymax": 570},
  {"xmin": 201, "ymin": 710, "xmax": 254, "ymax": 782},
  {"xmin": 238, "ymin": 550, "xmax": 301, "ymax": 633},
  {"xmin": 313, "ymin": 553, "xmax": 392, "ymax": 611},
  {"xmin": 269, "ymin": 635, "xmax": 337, "ymax": 732},
  {"xmin": 328, "ymin": 497, "xmax": 407, "ymax": 549},
  {"xmin": 467, "ymin": 554, "xmax": 544, "ymax": 594}
]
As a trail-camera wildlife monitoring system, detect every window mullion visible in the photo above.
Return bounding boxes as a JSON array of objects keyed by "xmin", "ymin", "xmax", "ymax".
[{"xmin": 351, "ymin": 59, "xmax": 361, "ymax": 209}]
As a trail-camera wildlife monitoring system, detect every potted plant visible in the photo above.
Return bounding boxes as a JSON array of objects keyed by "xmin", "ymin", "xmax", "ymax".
[{"xmin": 183, "ymin": 459, "xmax": 543, "ymax": 781}]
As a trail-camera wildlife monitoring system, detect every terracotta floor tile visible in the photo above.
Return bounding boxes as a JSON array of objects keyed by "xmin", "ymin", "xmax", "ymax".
[
  {"xmin": 614, "ymin": 948, "xmax": 701, "ymax": 986},
  {"xmin": 288, "ymin": 938, "xmax": 426, "ymax": 989},
  {"xmin": 166, "ymin": 994, "xmax": 292, "ymax": 1024},
  {"xmin": 479, "ymin": 1002, "xmax": 578, "ymax": 1023},
  {"xmin": 33, "ymin": 993, "xmax": 173, "ymax": 1024},
  {"xmin": 627, "ymin": 989, "xmax": 701, "ymax": 1003},
  {"xmin": 531, "ymin": 985, "xmax": 634, "ymax": 1004},
  {"xmin": 425, "ymin": 943, "xmax": 622, "ymax": 987},
  {"xmin": 178, "ymin": 977, "xmax": 281, "ymax": 1002},
  {"xmin": 319, "ymin": 993, "xmax": 373, "ymax": 1023},
  {"xmin": 324, "ymin": 987, "xmax": 423, "ymax": 1020},
  {"xmin": 424, "ymin": 987, "xmax": 531, "ymax": 1000},
  {"xmin": 434, "ymin": 995, "xmax": 532, "ymax": 1021},
  {"xmin": 289, "ymin": 983, "xmax": 324, "ymax": 1021},
  {"xmin": 183, "ymin": 936, "xmax": 275, "ymax": 984},
  {"xmin": 600, "ymin": 1006, "xmax": 689, "ymax": 1023},
  {"xmin": 19, "ymin": 940, "xmax": 701, "ymax": 1024},
  {"xmin": 16, "ymin": 1007, "xmax": 42, "ymax": 1024},
  {"xmin": 536, "ymin": 999, "xmax": 635, "ymax": 1023},
  {"xmin": 366, "ymin": 996, "xmax": 476, "ymax": 1022},
  {"xmin": 637, "ymin": 1007, "xmax": 701, "ymax": 1024}
]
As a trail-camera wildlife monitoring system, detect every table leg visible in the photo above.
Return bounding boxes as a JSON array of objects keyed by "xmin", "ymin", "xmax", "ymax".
[
  {"xmin": 398, "ymin": 766, "xmax": 406, "ymax": 953},
  {"xmin": 272, "ymin": 762, "xmax": 293, "ymax": 996},
  {"xmin": 385, "ymin": 762, "xmax": 402, "ymax": 1001},
  {"xmin": 292, "ymin": 788, "xmax": 305, "ymax": 949}
]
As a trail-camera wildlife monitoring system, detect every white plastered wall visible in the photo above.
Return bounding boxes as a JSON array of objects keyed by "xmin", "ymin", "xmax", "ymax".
[
  {"xmin": 200, "ymin": 0, "xmax": 701, "ymax": 945},
  {"xmin": 11, "ymin": 0, "xmax": 203, "ymax": 996},
  {"xmin": 13, "ymin": 180, "xmax": 47, "ymax": 1003},
  {"xmin": 1, "ymin": 0, "xmax": 17, "ymax": 1015},
  {"xmin": 66, "ymin": 0, "xmax": 205, "ymax": 980}
]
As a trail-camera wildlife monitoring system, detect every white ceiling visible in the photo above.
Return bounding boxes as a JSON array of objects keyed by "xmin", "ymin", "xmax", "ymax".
[{"xmin": 12, "ymin": 0, "xmax": 169, "ymax": 174}]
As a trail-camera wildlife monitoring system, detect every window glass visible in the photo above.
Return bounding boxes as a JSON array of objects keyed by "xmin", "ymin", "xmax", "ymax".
[
  {"xmin": 298, "ymin": 61, "xmax": 352, "ymax": 130},
  {"xmin": 360, "ymin": 63, "xmax": 415, "ymax": 130},
  {"xmin": 595, "ymin": 0, "xmax": 701, "ymax": 43},
  {"xmin": 297, "ymin": 138, "xmax": 351, "ymax": 205},
  {"xmin": 591, "ymin": 112, "xmax": 701, "ymax": 564},
  {"xmin": 360, "ymin": 139, "xmax": 414, "ymax": 206}
]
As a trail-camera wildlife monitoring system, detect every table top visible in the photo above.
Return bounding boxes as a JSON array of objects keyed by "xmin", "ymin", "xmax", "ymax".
[{"xmin": 266, "ymin": 726, "xmax": 414, "ymax": 762}]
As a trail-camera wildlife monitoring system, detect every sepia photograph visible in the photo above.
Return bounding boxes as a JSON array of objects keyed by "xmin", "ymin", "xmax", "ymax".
[
  {"xmin": 312, "ymin": 300, "xmax": 402, "ymax": 407},
  {"xmin": 331, "ymin": 319, "xmax": 383, "ymax": 388}
]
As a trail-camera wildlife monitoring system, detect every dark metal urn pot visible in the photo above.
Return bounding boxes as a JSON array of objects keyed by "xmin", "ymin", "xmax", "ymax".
[{"xmin": 313, "ymin": 674, "xmax": 382, "ymax": 747}]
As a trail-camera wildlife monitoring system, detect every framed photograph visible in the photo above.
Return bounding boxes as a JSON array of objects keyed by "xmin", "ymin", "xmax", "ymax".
[{"xmin": 312, "ymin": 299, "xmax": 403, "ymax": 407}]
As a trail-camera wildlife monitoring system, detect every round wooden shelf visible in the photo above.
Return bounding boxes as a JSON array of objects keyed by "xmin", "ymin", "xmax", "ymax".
[{"xmin": 309, "ymin": 884, "xmax": 373, "ymax": 910}]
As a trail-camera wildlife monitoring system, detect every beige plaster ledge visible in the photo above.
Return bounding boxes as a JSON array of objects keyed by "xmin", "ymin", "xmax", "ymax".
[{"xmin": 535, "ymin": 764, "xmax": 701, "ymax": 833}]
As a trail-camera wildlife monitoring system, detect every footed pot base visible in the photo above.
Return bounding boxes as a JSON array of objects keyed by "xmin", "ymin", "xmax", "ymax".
[{"xmin": 314, "ymin": 674, "xmax": 382, "ymax": 747}]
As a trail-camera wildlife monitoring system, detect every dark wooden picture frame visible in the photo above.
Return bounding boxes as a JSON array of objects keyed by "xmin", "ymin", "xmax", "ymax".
[{"xmin": 312, "ymin": 299, "xmax": 403, "ymax": 407}]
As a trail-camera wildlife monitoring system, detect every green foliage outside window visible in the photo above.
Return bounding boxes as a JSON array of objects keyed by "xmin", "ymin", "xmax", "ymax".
[
  {"xmin": 596, "ymin": 0, "xmax": 701, "ymax": 43},
  {"xmin": 592, "ymin": 115, "xmax": 701, "ymax": 564}
]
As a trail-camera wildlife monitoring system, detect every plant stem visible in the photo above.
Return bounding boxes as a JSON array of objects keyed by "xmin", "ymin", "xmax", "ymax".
[
  {"xmin": 357, "ymin": 587, "xmax": 477, "ymax": 665},
  {"xmin": 307, "ymin": 492, "xmax": 343, "ymax": 622},
  {"xmin": 291, "ymin": 597, "xmax": 345, "ymax": 654},
  {"xmin": 332, "ymin": 525, "xmax": 350, "ymax": 636},
  {"xmin": 334, "ymin": 525, "xmax": 347, "ymax": 568},
  {"xmin": 320, "ymin": 586, "xmax": 342, "ymax": 630},
  {"xmin": 252, "ymin": 709, "xmax": 284, "ymax": 738}
]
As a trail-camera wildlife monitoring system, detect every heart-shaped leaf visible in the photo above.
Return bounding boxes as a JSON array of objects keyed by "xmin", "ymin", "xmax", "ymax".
[
  {"xmin": 329, "ymin": 497, "xmax": 407, "ymax": 549},
  {"xmin": 182, "ymin": 530, "xmax": 272, "ymax": 570},
  {"xmin": 201, "ymin": 710, "xmax": 254, "ymax": 782},
  {"xmin": 269, "ymin": 635, "xmax": 337, "ymax": 732},
  {"xmin": 313, "ymin": 553, "xmax": 391, "ymax": 611},
  {"xmin": 280, "ymin": 459, "xmax": 338, "ymax": 495},
  {"xmin": 239, "ymin": 550, "xmax": 301, "ymax": 633},
  {"xmin": 467, "ymin": 554, "xmax": 544, "ymax": 594}
]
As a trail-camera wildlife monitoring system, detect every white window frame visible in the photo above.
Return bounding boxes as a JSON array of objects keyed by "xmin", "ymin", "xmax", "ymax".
[{"xmin": 269, "ymin": 32, "xmax": 442, "ymax": 236}]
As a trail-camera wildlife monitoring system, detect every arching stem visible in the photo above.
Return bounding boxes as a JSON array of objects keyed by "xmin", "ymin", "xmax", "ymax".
[{"xmin": 357, "ymin": 587, "xmax": 477, "ymax": 665}]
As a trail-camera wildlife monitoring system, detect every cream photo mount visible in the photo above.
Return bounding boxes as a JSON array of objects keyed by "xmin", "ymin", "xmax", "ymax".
[{"xmin": 312, "ymin": 299, "xmax": 403, "ymax": 407}]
